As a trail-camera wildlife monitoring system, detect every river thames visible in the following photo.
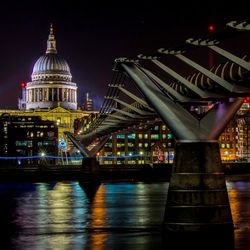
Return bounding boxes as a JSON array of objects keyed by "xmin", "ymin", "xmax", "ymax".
[{"xmin": 0, "ymin": 175, "xmax": 249, "ymax": 249}]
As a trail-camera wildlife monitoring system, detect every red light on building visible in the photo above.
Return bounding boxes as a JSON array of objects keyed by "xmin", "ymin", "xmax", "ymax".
[
  {"xmin": 20, "ymin": 81, "xmax": 27, "ymax": 88},
  {"xmin": 243, "ymin": 97, "xmax": 250, "ymax": 103},
  {"xmin": 208, "ymin": 24, "xmax": 214, "ymax": 32}
]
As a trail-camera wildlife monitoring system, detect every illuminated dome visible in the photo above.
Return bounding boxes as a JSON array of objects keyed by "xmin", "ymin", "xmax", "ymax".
[
  {"xmin": 25, "ymin": 24, "xmax": 78, "ymax": 110},
  {"xmin": 32, "ymin": 54, "xmax": 72, "ymax": 81}
]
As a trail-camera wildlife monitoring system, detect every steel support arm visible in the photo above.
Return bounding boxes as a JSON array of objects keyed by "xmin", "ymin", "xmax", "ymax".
[
  {"xmin": 118, "ymin": 86, "xmax": 154, "ymax": 111},
  {"xmin": 175, "ymin": 54, "xmax": 236, "ymax": 92},
  {"xmin": 139, "ymin": 66, "xmax": 191, "ymax": 102},
  {"xmin": 64, "ymin": 132, "xmax": 91, "ymax": 157},
  {"xmin": 89, "ymin": 136, "xmax": 110, "ymax": 156},
  {"xmin": 200, "ymin": 98, "xmax": 243, "ymax": 139},
  {"xmin": 209, "ymin": 45, "xmax": 250, "ymax": 71},
  {"xmin": 108, "ymin": 113, "xmax": 132, "ymax": 121},
  {"xmin": 114, "ymin": 98, "xmax": 152, "ymax": 115},
  {"xmin": 121, "ymin": 63, "xmax": 200, "ymax": 140},
  {"xmin": 152, "ymin": 60, "xmax": 214, "ymax": 98},
  {"xmin": 112, "ymin": 108, "xmax": 142, "ymax": 119}
]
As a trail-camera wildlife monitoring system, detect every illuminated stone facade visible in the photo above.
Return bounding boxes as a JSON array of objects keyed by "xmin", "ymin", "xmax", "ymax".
[
  {"xmin": 1, "ymin": 24, "xmax": 93, "ymax": 147},
  {"xmin": 24, "ymin": 24, "xmax": 77, "ymax": 110},
  {"xmin": 0, "ymin": 108, "xmax": 92, "ymax": 142}
]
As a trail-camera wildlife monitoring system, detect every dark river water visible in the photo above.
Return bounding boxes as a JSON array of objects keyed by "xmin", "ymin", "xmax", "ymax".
[{"xmin": 0, "ymin": 175, "xmax": 250, "ymax": 250}]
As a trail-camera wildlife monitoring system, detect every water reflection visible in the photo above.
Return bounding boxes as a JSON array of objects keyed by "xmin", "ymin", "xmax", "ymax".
[
  {"xmin": 12, "ymin": 182, "xmax": 89, "ymax": 249},
  {"xmin": 227, "ymin": 177, "xmax": 250, "ymax": 250},
  {"xmin": 0, "ymin": 179, "xmax": 249, "ymax": 249},
  {"xmin": 87, "ymin": 184, "xmax": 107, "ymax": 250}
]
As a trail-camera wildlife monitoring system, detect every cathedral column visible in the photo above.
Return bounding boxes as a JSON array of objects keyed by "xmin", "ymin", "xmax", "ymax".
[
  {"xmin": 52, "ymin": 88, "xmax": 54, "ymax": 101},
  {"xmin": 42, "ymin": 88, "xmax": 45, "ymax": 101},
  {"xmin": 47, "ymin": 88, "xmax": 49, "ymax": 101},
  {"xmin": 63, "ymin": 88, "xmax": 66, "ymax": 101},
  {"xmin": 37, "ymin": 89, "xmax": 39, "ymax": 102},
  {"xmin": 32, "ymin": 89, "xmax": 34, "ymax": 102},
  {"xmin": 31, "ymin": 89, "xmax": 34, "ymax": 102},
  {"xmin": 68, "ymin": 89, "xmax": 71, "ymax": 102},
  {"xmin": 39, "ymin": 88, "xmax": 41, "ymax": 101},
  {"xmin": 27, "ymin": 89, "xmax": 30, "ymax": 102}
]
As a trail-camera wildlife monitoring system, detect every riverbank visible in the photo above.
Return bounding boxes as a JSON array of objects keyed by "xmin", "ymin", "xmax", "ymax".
[
  {"xmin": 0, "ymin": 162, "xmax": 249, "ymax": 182},
  {"xmin": 0, "ymin": 164, "xmax": 172, "ymax": 182}
]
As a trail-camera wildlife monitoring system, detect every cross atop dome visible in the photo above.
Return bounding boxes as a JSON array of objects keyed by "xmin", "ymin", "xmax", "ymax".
[{"xmin": 46, "ymin": 23, "xmax": 57, "ymax": 54}]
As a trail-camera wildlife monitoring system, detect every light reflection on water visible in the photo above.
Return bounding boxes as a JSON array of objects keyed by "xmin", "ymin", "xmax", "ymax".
[
  {"xmin": 0, "ymin": 178, "xmax": 249, "ymax": 249},
  {"xmin": 227, "ymin": 176, "xmax": 250, "ymax": 250}
]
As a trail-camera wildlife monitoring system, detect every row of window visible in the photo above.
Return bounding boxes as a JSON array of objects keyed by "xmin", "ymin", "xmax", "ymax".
[
  {"xmin": 116, "ymin": 133, "xmax": 173, "ymax": 140},
  {"xmin": 105, "ymin": 142, "xmax": 173, "ymax": 149},
  {"xmin": 17, "ymin": 125, "xmax": 53, "ymax": 128},
  {"xmin": 15, "ymin": 140, "xmax": 55, "ymax": 147},
  {"xmin": 220, "ymin": 143, "xmax": 233, "ymax": 149}
]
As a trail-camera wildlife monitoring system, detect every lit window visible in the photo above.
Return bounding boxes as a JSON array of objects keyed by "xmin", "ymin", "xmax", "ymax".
[
  {"xmin": 167, "ymin": 133, "xmax": 172, "ymax": 139},
  {"xmin": 128, "ymin": 134, "xmax": 136, "ymax": 139},
  {"xmin": 116, "ymin": 134, "xmax": 125, "ymax": 139},
  {"xmin": 151, "ymin": 134, "xmax": 159, "ymax": 139}
]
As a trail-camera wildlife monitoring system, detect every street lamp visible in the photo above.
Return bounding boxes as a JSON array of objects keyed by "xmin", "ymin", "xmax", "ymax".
[
  {"xmin": 224, "ymin": 151, "xmax": 229, "ymax": 161},
  {"xmin": 140, "ymin": 151, "xmax": 144, "ymax": 164}
]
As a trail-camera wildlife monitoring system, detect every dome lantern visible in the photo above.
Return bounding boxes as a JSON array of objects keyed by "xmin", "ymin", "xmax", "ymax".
[{"xmin": 46, "ymin": 23, "xmax": 57, "ymax": 54}]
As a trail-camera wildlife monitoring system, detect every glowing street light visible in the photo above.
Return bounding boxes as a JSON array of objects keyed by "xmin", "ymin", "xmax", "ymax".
[{"xmin": 41, "ymin": 152, "xmax": 46, "ymax": 157}]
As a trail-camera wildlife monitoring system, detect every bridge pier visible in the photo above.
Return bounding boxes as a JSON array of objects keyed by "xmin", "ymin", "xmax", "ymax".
[
  {"xmin": 163, "ymin": 140, "xmax": 233, "ymax": 232},
  {"xmin": 119, "ymin": 62, "xmax": 242, "ymax": 237},
  {"xmin": 81, "ymin": 157, "xmax": 100, "ymax": 185}
]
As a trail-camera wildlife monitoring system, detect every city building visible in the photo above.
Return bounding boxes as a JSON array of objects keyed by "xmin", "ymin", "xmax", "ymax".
[
  {"xmin": 219, "ymin": 119, "xmax": 237, "ymax": 162},
  {"xmin": 97, "ymin": 122, "xmax": 175, "ymax": 165},
  {"xmin": 0, "ymin": 113, "xmax": 58, "ymax": 165},
  {"xmin": 74, "ymin": 116, "xmax": 175, "ymax": 165},
  {"xmin": 74, "ymin": 100, "xmax": 250, "ymax": 164},
  {"xmin": 82, "ymin": 92, "xmax": 94, "ymax": 111},
  {"xmin": 0, "ymin": 24, "xmax": 94, "ymax": 153}
]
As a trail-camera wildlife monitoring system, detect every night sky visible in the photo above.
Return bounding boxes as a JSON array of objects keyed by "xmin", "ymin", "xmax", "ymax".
[{"xmin": 0, "ymin": 0, "xmax": 249, "ymax": 109}]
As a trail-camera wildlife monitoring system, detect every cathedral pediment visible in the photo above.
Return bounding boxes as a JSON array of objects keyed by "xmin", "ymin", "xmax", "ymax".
[{"xmin": 48, "ymin": 107, "xmax": 71, "ymax": 114}]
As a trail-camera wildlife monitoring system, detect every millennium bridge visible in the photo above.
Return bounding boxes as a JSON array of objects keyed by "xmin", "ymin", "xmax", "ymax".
[{"xmin": 65, "ymin": 18, "xmax": 250, "ymax": 241}]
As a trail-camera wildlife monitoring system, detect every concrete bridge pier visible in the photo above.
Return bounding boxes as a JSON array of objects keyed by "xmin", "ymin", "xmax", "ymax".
[
  {"xmin": 79, "ymin": 157, "xmax": 101, "ymax": 200},
  {"xmin": 81, "ymin": 157, "xmax": 100, "ymax": 185},
  {"xmin": 161, "ymin": 140, "xmax": 235, "ymax": 249},
  {"xmin": 163, "ymin": 140, "xmax": 233, "ymax": 232}
]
